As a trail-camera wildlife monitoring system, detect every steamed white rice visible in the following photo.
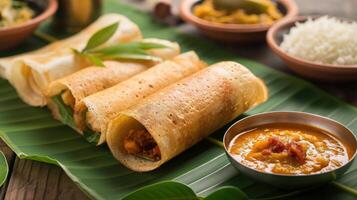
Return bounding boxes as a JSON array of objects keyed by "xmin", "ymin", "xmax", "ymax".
[{"xmin": 280, "ymin": 16, "xmax": 357, "ymax": 66}]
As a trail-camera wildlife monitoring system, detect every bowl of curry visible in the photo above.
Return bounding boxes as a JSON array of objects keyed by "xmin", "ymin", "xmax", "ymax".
[
  {"xmin": 0, "ymin": 0, "xmax": 57, "ymax": 51},
  {"xmin": 223, "ymin": 111, "xmax": 357, "ymax": 189},
  {"xmin": 179, "ymin": 0, "xmax": 298, "ymax": 43}
]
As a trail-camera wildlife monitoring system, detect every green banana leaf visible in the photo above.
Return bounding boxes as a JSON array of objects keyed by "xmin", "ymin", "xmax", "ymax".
[
  {"xmin": 122, "ymin": 180, "xmax": 248, "ymax": 200},
  {"xmin": 0, "ymin": 151, "xmax": 8, "ymax": 187},
  {"xmin": 0, "ymin": 0, "xmax": 357, "ymax": 199},
  {"xmin": 122, "ymin": 181, "xmax": 199, "ymax": 200}
]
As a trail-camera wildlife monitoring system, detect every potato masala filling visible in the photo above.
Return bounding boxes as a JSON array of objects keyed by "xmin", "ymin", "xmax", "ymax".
[
  {"xmin": 229, "ymin": 124, "xmax": 350, "ymax": 175},
  {"xmin": 0, "ymin": 0, "xmax": 34, "ymax": 28},
  {"xmin": 193, "ymin": 0, "xmax": 283, "ymax": 25},
  {"xmin": 124, "ymin": 129, "xmax": 161, "ymax": 161}
]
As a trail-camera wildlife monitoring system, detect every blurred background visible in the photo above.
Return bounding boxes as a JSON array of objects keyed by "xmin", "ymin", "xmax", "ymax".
[
  {"xmin": 126, "ymin": 0, "xmax": 357, "ymax": 105},
  {"xmin": 128, "ymin": 0, "xmax": 357, "ymax": 20}
]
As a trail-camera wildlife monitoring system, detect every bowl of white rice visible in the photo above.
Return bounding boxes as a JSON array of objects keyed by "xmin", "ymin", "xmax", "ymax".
[{"xmin": 267, "ymin": 15, "xmax": 357, "ymax": 81}]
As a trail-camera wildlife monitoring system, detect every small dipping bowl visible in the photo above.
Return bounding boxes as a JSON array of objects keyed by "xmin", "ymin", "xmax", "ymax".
[
  {"xmin": 223, "ymin": 111, "xmax": 357, "ymax": 189},
  {"xmin": 0, "ymin": 0, "xmax": 57, "ymax": 51},
  {"xmin": 180, "ymin": 0, "xmax": 298, "ymax": 43},
  {"xmin": 267, "ymin": 16, "xmax": 357, "ymax": 81}
]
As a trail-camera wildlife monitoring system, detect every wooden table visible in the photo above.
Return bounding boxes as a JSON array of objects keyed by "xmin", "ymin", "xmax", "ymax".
[{"xmin": 0, "ymin": 0, "xmax": 356, "ymax": 199}]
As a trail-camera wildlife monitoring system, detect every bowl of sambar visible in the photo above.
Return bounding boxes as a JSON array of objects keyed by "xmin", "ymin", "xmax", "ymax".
[{"xmin": 223, "ymin": 111, "xmax": 357, "ymax": 189}]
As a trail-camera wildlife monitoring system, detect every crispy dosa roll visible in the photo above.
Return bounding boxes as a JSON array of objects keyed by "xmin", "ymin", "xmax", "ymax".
[
  {"xmin": 46, "ymin": 61, "xmax": 148, "ymax": 122},
  {"xmin": 7, "ymin": 13, "xmax": 142, "ymax": 106},
  {"xmin": 45, "ymin": 38, "xmax": 180, "ymax": 122},
  {"xmin": 106, "ymin": 61, "xmax": 268, "ymax": 172},
  {"xmin": 74, "ymin": 51, "xmax": 206, "ymax": 144},
  {"xmin": 0, "ymin": 23, "xmax": 97, "ymax": 79}
]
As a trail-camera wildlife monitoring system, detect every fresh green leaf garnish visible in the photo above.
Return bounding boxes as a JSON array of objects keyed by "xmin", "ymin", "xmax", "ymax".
[
  {"xmin": 78, "ymin": 41, "xmax": 167, "ymax": 66},
  {"xmin": 102, "ymin": 53, "xmax": 162, "ymax": 62},
  {"xmin": 74, "ymin": 47, "xmax": 105, "ymax": 67},
  {"xmin": 85, "ymin": 54, "xmax": 105, "ymax": 67},
  {"xmin": 51, "ymin": 94, "xmax": 76, "ymax": 129},
  {"xmin": 51, "ymin": 94, "xmax": 100, "ymax": 144},
  {"xmin": 83, "ymin": 22, "xmax": 119, "ymax": 52},
  {"xmin": 86, "ymin": 41, "xmax": 168, "ymax": 64},
  {"xmin": 72, "ymin": 48, "xmax": 81, "ymax": 55},
  {"xmin": 75, "ymin": 22, "xmax": 169, "ymax": 67},
  {"xmin": 89, "ymin": 41, "xmax": 168, "ymax": 54}
]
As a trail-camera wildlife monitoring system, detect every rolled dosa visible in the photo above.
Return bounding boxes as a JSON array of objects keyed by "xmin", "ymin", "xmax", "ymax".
[
  {"xmin": 0, "ymin": 60, "xmax": 12, "ymax": 79},
  {"xmin": 75, "ymin": 51, "xmax": 206, "ymax": 144},
  {"xmin": 46, "ymin": 38, "xmax": 180, "ymax": 125},
  {"xmin": 7, "ymin": 13, "xmax": 142, "ymax": 106},
  {"xmin": 0, "ymin": 36, "xmax": 73, "ymax": 79},
  {"xmin": 46, "ymin": 61, "xmax": 148, "ymax": 122},
  {"xmin": 0, "ymin": 36, "xmax": 71, "ymax": 79},
  {"xmin": 106, "ymin": 61, "xmax": 268, "ymax": 172}
]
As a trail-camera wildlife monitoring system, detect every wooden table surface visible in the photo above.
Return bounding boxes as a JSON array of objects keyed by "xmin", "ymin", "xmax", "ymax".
[{"xmin": 0, "ymin": 0, "xmax": 356, "ymax": 199}]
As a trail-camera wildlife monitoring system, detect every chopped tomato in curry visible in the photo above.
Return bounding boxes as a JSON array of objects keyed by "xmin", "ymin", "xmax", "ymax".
[{"xmin": 257, "ymin": 136, "xmax": 306, "ymax": 164}]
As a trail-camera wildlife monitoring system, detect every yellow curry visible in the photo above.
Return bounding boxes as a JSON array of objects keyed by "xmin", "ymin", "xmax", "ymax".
[
  {"xmin": 229, "ymin": 123, "xmax": 351, "ymax": 175},
  {"xmin": 194, "ymin": 0, "xmax": 283, "ymax": 25}
]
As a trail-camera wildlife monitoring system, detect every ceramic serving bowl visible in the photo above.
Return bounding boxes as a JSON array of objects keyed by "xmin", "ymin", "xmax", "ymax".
[
  {"xmin": 223, "ymin": 111, "xmax": 357, "ymax": 189},
  {"xmin": 0, "ymin": 0, "xmax": 58, "ymax": 51},
  {"xmin": 179, "ymin": 0, "xmax": 298, "ymax": 43},
  {"xmin": 267, "ymin": 16, "xmax": 357, "ymax": 81}
]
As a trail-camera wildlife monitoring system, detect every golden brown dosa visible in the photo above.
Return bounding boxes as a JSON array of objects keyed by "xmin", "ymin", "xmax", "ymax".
[
  {"xmin": 106, "ymin": 61, "xmax": 268, "ymax": 171},
  {"xmin": 46, "ymin": 61, "xmax": 148, "ymax": 121},
  {"xmin": 75, "ymin": 51, "xmax": 206, "ymax": 144},
  {"xmin": 7, "ymin": 13, "xmax": 142, "ymax": 106},
  {"xmin": 45, "ymin": 37, "xmax": 180, "ymax": 119}
]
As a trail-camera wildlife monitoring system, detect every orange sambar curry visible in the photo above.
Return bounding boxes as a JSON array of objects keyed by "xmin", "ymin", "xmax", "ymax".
[{"xmin": 229, "ymin": 123, "xmax": 351, "ymax": 175}]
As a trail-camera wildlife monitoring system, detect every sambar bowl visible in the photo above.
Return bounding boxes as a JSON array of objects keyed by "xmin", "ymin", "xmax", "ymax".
[{"xmin": 223, "ymin": 111, "xmax": 357, "ymax": 189}]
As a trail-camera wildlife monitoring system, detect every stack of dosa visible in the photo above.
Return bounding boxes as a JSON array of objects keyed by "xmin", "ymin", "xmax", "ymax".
[
  {"xmin": 5, "ymin": 13, "xmax": 142, "ymax": 106},
  {"xmin": 46, "ymin": 39, "xmax": 180, "ymax": 122},
  {"xmin": 0, "ymin": 11, "xmax": 269, "ymax": 173},
  {"xmin": 74, "ymin": 51, "xmax": 206, "ymax": 144}
]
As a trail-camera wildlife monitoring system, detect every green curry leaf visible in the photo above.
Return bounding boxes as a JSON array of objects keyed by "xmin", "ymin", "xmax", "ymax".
[
  {"xmin": 103, "ymin": 53, "xmax": 162, "ymax": 62},
  {"xmin": 83, "ymin": 22, "xmax": 119, "ymax": 52},
  {"xmin": 51, "ymin": 94, "xmax": 99, "ymax": 144},
  {"xmin": 85, "ymin": 54, "xmax": 105, "ymax": 67},
  {"xmin": 51, "ymin": 95, "xmax": 76, "ymax": 129},
  {"xmin": 73, "ymin": 48, "xmax": 105, "ymax": 67},
  {"xmin": 77, "ymin": 23, "xmax": 168, "ymax": 66},
  {"xmin": 89, "ymin": 41, "xmax": 168, "ymax": 54}
]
